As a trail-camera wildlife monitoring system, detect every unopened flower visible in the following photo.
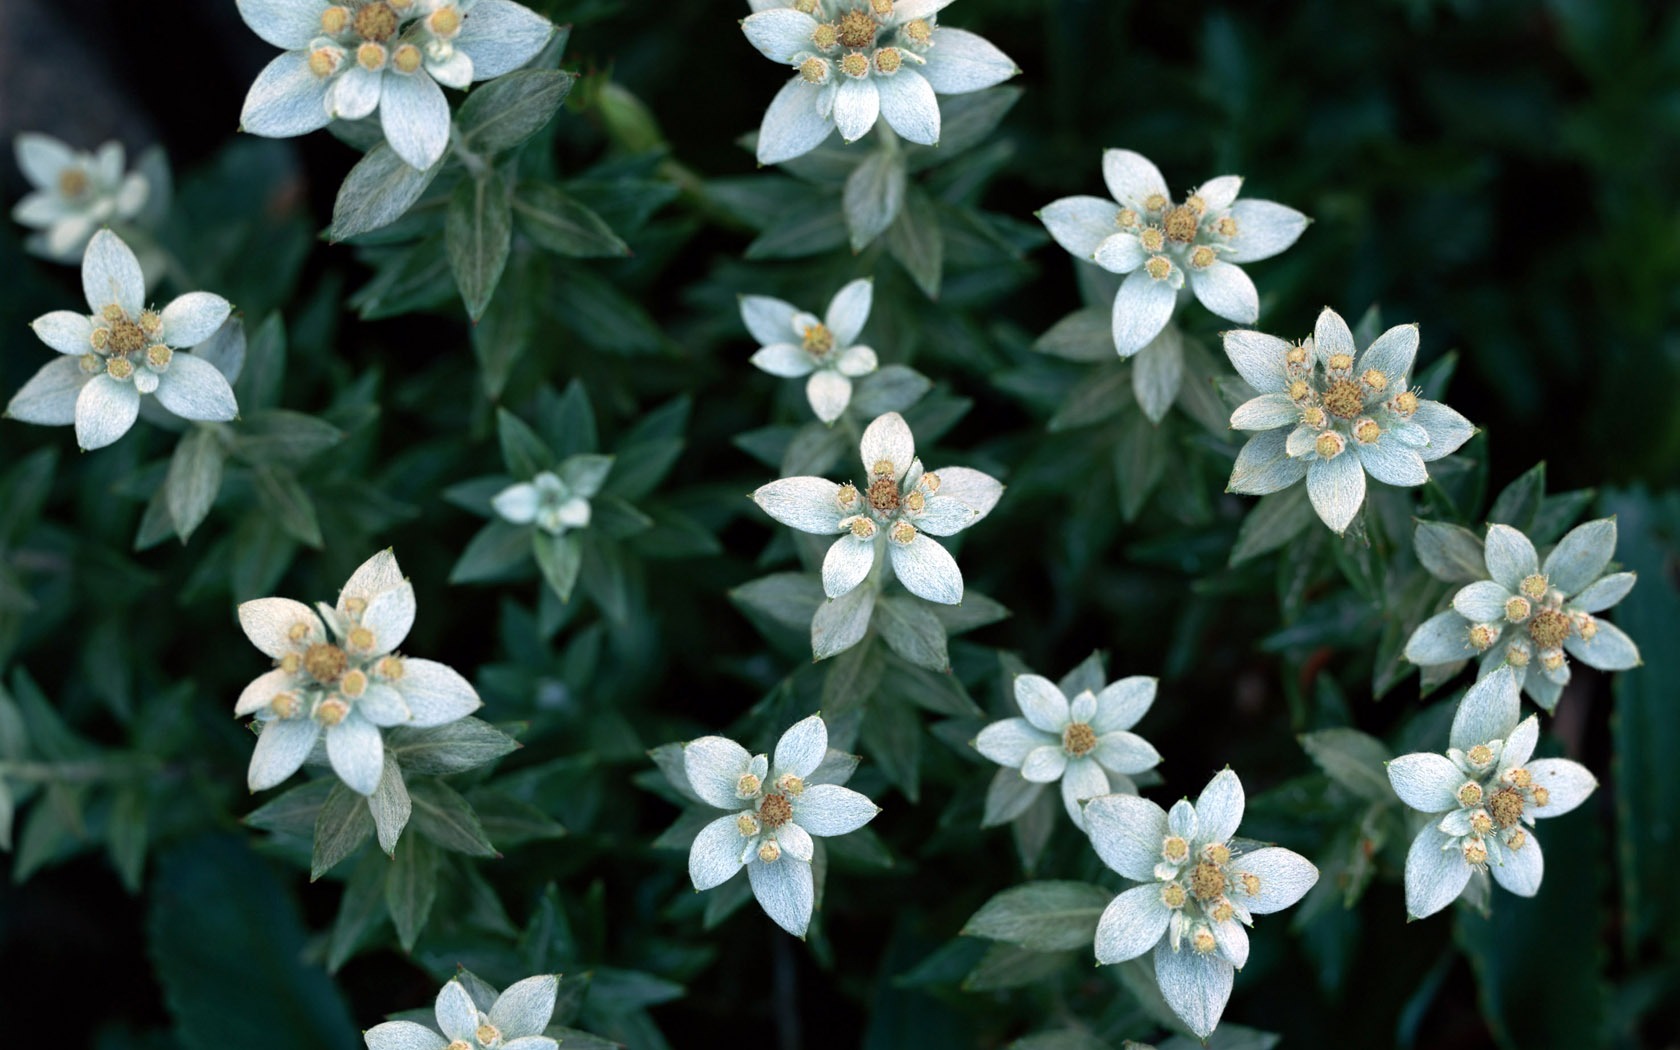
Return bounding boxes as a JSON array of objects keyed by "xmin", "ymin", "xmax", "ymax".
[
  {"xmin": 493, "ymin": 456, "xmax": 611, "ymax": 535},
  {"xmin": 1039, "ymin": 149, "xmax": 1308, "ymax": 357},
  {"xmin": 236, "ymin": 549, "xmax": 483, "ymax": 795},
  {"xmin": 684, "ymin": 715, "xmax": 879, "ymax": 937},
  {"xmin": 6, "ymin": 230, "xmax": 237, "ymax": 450},
  {"xmin": 1224, "ymin": 306, "xmax": 1475, "ymax": 534},
  {"xmin": 974, "ymin": 672, "xmax": 1161, "ymax": 828},
  {"xmin": 742, "ymin": 0, "xmax": 1018, "ymax": 164},
  {"xmin": 12, "ymin": 133, "xmax": 148, "ymax": 262},
  {"xmin": 742, "ymin": 278, "xmax": 879, "ymax": 424},
  {"xmin": 1084, "ymin": 770, "xmax": 1319, "ymax": 1039},
  {"xmin": 237, "ymin": 0, "xmax": 556, "ymax": 169},
  {"xmin": 1387, "ymin": 667, "xmax": 1597, "ymax": 918},
  {"xmin": 751, "ymin": 411, "xmax": 1001, "ymax": 605},
  {"xmin": 1405, "ymin": 519, "xmax": 1639, "ymax": 711},
  {"xmin": 364, "ymin": 973, "xmax": 559, "ymax": 1050}
]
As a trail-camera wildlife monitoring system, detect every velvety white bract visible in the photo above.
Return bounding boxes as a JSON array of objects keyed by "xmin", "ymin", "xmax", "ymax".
[
  {"xmin": 1387, "ymin": 666, "xmax": 1597, "ymax": 918},
  {"xmin": 363, "ymin": 973, "xmax": 560, "ymax": 1050},
  {"xmin": 5, "ymin": 230, "xmax": 238, "ymax": 450},
  {"xmin": 236, "ymin": 549, "xmax": 483, "ymax": 796},
  {"xmin": 1223, "ymin": 306, "xmax": 1476, "ymax": 534},
  {"xmin": 750, "ymin": 411, "xmax": 1002, "ymax": 605},
  {"xmin": 1083, "ymin": 769, "xmax": 1319, "ymax": 1039},
  {"xmin": 743, "ymin": 0, "xmax": 1019, "ymax": 164},
  {"xmin": 1039, "ymin": 148, "xmax": 1308, "ymax": 356},
  {"xmin": 236, "ymin": 0, "xmax": 556, "ymax": 169},
  {"xmin": 742, "ymin": 278, "xmax": 879, "ymax": 423},
  {"xmin": 974, "ymin": 672, "xmax": 1161, "ymax": 829},
  {"xmin": 12, "ymin": 133, "xmax": 149, "ymax": 262},
  {"xmin": 493, "ymin": 455, "xmax": 612, "ymax": 535},
  {"xmin": 1403, "ymin": 518, "xmax": 1639, "ymax": 712},
  {"xmin": 683, "ymin": 715, "xmax": 880, "ymax": 937}
]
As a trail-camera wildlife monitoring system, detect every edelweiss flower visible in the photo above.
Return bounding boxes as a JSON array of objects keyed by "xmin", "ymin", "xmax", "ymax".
[
  {"xmin": 493, "ymin": 456, "xmax": 611, "ymax": 534},
  {"xmin": 974, "ymin": 672, "xmax": 1161, "ymax": 829},
  {"xmin": 1084, "ymin": 771, "xmax": 1319, "ymax": 1039},
  {"xmin": 1224, "ymin": 306, "xmax": 1475, "ymax": 534},
  {"xmin": 236, "ymin": 549, "xmax": 482, "ymax": 795},
  {"xmin": 364, "ymin": 973, "xmax": 559, "ymax": 1050},
  {"xmin": 742, "ymin": 0, "xmax": 1018, "ymax": 164},
  {"xmin": 1405, "ymin": 519, "xmax": 1639, "ymax": 712},
  {"xmin": 751, "ymin": 411, "xmax": 1001, "ymax": 605},
  {"xmin": 237, "ymin": 0, "xmax": 555, "ymax": 169},
  {"xmin": 5, "ymin": 230, "xmax": 237, "ymax": 450},
  {"xmin": 12, "ymin": 133, "xmax": 148, "ymax": 262},
  {"xmin": 742, "ymin": 278, "xmax": 879, "ymax": 424},
  {"xmin": 1388, "ymin": 667, "xmax": 1597, "ymax": 918},
  {"xmin": 1039, "ymin": 149, "xmax": 1308, "ymax": 356},
  {"xmin": 684, "ymin": 715, "xmax": 880, "ymax": 937}
]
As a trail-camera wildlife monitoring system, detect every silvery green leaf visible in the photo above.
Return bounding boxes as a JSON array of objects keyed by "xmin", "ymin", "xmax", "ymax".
[
  {"xmin": 329, "ymin": 143, "xmax": 443, "ymax": 241},
  {"xmin": 1299, "ymin": 728, "xmax": 1393, "ymax": 803},
  {"xmin": 850, "ymin": 365, "xmax": 932, "ymax": 417},
  {"xmin": 534, "ymin": 531, "xmax": 583, "ymax": 602},
  {"xmin": 312, "ymin": 780, "xmax": 374, "ymax": 880},
  {"xmin": 1228, "ymin": 487, "xmax": 1314, "ymax": 567},
  {"xmin": 962, "ymin": 880, "xmax": 1111, "ymax": 952},
  {"xmin": 452, "ymin": 520, "xmax": 533, "ymax": 582},
  {"xmin": 1152, "ymin": 938, "xmax": 1233, "ymax": 1039},
  {"xmin": 1487, "ymin": 463, "xmax": 1545, "ymax": 533},
  {"xmin": 456, "ymin": 69, "xmax": 574, "ymax": 154},
  {"xmin": 1403, "ymin": 823, "xmax": 1472, "ymax": 919},
  {"xmin": 513, "ymin": 183, "xmax": 629, "ymax": 258},
  {"xmin": 368, "ymin": 754, "xmax": 411, "ymax": 856},
  {"xmin": 233, "ymin": 410, "xmax": 343, "ymax": 466},
  {"xmin": 165, "ymin": 424, "xmax": 226, "ymax": 542},
  {"xmin": 843, "ymin": 147, "xmax": 907, "ymax": 252},
  {"xmin": 243, "ymin": 777, "xmax": 333, "ymax": 837},
  {"xmin": 385, "ymin": 832, "xmax": 438, "ymax": 951},
  {"xmin": 885, "ymin": 186, "xmax": 943, "ymax": 299},
  {"xmin": 447, "ymin": 171, "xmax": 514, "ymax": 321},
  {"xmin": 1050, "ymin": 361, "xmax": 1130, "ymax": 432},
  {"xmin": 731, "ymin": 572, "xmax": 825, "ymax": 633},
  {"xmin": 1414, "ymin": 520, "xmax": 1487, "ymax": 583},
  {"xmin": 409, "ymin": 779, "xmax": 496, "ymax": 857},
  {"xmin": 962, "ymin": 943, "xmax": 1074, "ymax": 991},
  {"xmin": 874, "ymin": 595, "xmax": 949, "ymax": 671},
  {"xmin": 813, "ymin": 584, "xmax": 877, "ymax": 661},
  {"xmin": 1228, "ymin": 430, "xmax": 1307, "ymax": 496},
  {"xmin": 326, "ymin": 851, "xmax": 387, "ymax": 973},
  {"xmin": 1034, "ymin": 307, "xmax": 1115, "ymax": 362},
  {"xmin": 385, "ymin": 718, "xmax": 521, "ymax": 776},
  {"xmin": 982, "ymin": 767, "xmax": 1044, "ymax": 827}
]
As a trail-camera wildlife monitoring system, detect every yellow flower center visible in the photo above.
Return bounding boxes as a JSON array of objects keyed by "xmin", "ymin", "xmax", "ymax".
[
  {"xmin": 1527, "ymin": 609, "xmax": 1571, "ymax": 649},
  {"xmin": 1061, "ymin": 722, "xmax": 1096, "ymax": 757},
  {"xmin": 836, "ymin": 9, "xmax": 875, "ymax": 47},
  {"xmin": 759, "ymin": 793, "xmax": 793, "ymax": 829},
  {"xmin": 1190, "ymin": 861, "xmax": 1227, "ymax": 901},
  {"xmin": 1322, "ymin": 379, "xmax": 1366, "ymax": 419},
  {"xmin": 353, "ymin": 1, "xmax": 400, "ymax": 41},
  {"xmin": 304, "ymin": 643, "xmax": 349, "ymax": 684},
  {"xmin": 57, "ymin": 167, "xmax": 90, "ymax": 198}
]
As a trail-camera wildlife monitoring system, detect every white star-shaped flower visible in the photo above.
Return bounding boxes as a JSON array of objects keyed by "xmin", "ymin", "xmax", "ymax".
[
  {"xmin": 236, "ymin": 549, "xmax": 483, "ymax": 795},
  {"xmin": 364, "ymin": 973, "xmax": 560, "ymax": 1050},
  {"xmin": 742, "ymin": 278, "xmax": 879, "ymax": 424},
  {"xmin": 684, "ymin": 715, "xmax": 880, "ymax": 937},
  {"xmin": 11, "ymin": 133, "xmax": 149, "ymax": 262}
]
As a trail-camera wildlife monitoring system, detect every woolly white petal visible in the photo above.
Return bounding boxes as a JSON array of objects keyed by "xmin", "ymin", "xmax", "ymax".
[{"xmin": 1093, "ymin": 885, "xmax": 1170, "ymax": 964}]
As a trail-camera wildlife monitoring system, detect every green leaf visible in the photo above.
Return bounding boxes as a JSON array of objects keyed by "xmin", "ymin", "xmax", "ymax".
[
  {"xmin": 149, "ymin": 837, "xmax": 359, "ymax": 1050},
  {"xmin": 1487, "ymin": 462, "xmax": 1545, "ymax": 531},
  {"xmin": 961, "ymin": 943, "xmax": 1074, "ymax": 991},
  {"xmin": 451, "ymin": 520, "xmax": 533, "ymax": 583},
  {"xmin": 514, "ymin": 183, "xmax": 630, "ymax": 258},
  {"xmin": 497, "ymin": 408, "xmax": 557, "ymax": 477},
  {"xmin": 534, "ymin": 530, "xmax": 583, "ymax": 602},
  {"xmin": 384, "ymin": 831, "xmax": 439, "ymax": 951},
  {"xmin": 873, "ymin": 595, "xmax": 949, "ymax": 671},
  {"xmin": 457, "ymin": 70, "xmax": 575, "ymax": 154},
  {"xmin": 1133, "ymin": 326, "xmax": 1184, "ymax": 424},
  {"xmin": 861, "ymin": 689, "xmax": 920, "ymax": 802},
  {"xmin": 1034, "ymin": 307, "xmax": 1115, "ymax": 363},
  {"xmin": 311, "ymin": 781, "xmax": 373, "ymax": 881},
  {"xmin": 1230, "ymin": 487, "xmax": 1316, "ymax": 567},
  {"xmin": 252, "ymin": 465, "xmax": 323, "ymax": 548},
  {"xmin": 446, "ymin": 171, "xmax": 513, "ymax": 321},
  {"xmin": 472, "ymin": 257, "xmax": 535, "ymax": 400},
  {"xmin": 745, "ymin": 197, "xmax": 848, "ymax": 259},
  {"xmin": 885, "ymin": 187, "xmax": 943, "ymax": 298},
  {"xmin": 542, "ymin": 380, "xmax": 597, "ymax": 458},
  {"xmin": 464, "ymin": 786, "xmax": 566, "ymax": 847},
  {"xmin": 1413, "ymin": 519, "xmax": 1486, "ymax": 582},
  {"xmin": 232, "ymin": 410, "xmax": 343, "ymax": 467},
  {"xmin": 243, "ymin": 777, "xmax": 332, "ymax": 838},
  {"xmin": 368, "ymin": 754, "xmax": 410, "ymax": 855},
  {"xmin": 843, "ymin": 147, "xmax": 908, "ymax": 251},
  {"xmin": 731, "ymin": 573, "xmax": 825, "ymax": 634},
  {"xmin": 385, "ymin": 718, "xmax": 522, "ymax": 776},
  {"xmin": 165, "ymin": 425, "xmax": 226, "ymax": 542},
  {"xmin": 107, "ymin": 784, "xmax": 149, "ymax": 892},
  {"xmin": 962, "ymin": 881, "xmax": 1111, "ymax": 951},
  {"xmin": 327, "ymin": 849, "xmax": 389, "ymax": 972},
  {"xmin": 408, "ymin": 779, "xmax": 497, "ymax": 856},
  {"xmin": 329, "ymin": 143, "xmax": 442, "ymax": 241},
  {"xmin": 1298, "ymin": 728, "xmax": 1394, "ymax": 803},
  {"xmin": 1114, "ymin": 410, "xmax": 1167, "ymax": 522}
]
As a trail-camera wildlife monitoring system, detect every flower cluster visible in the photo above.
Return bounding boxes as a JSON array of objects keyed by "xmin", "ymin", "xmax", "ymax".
[
  {"xmin": 742, "ymin": 0, "xmax": 1018, "ymax": 164},
  {"xmin": 6, "ymin": 230, "xmax": 238, "ymax": 450},
  {"xmin": 237, "ymin": 0, "xmax": 555, "ymax": 169},
  {"xmin": 1406, "ymin": 519, "xmax": 1640, "ymax": 710},
  {"xmin": 752, "ymin": 411, "xmax": 1001, "ymax": 605},
  {"xmin": 975, "ymin": 671, "xmax": 1162, "ymax": 829},
  {"xmin": 683, "ymin": 715, "xmax": 880, "ymax": 937},
  {"xmin": 1040, "ymin": 148, "xmax": 1309, "ymax": 356},
  {"xmin": 1085, "ymin": 771, "xmax": 1320, "ymax": 1038},
  {"xmin": 742, "ymin": 278, "xmax": 879, "ymax": 424},
  {"xmin": 1224, "ymin": 306, "xmax": 1475, "ymax": 533},
  {"xmin": 364, "ymin": 973, "xmax": 560, "ymax": 1050},
  {"xmin": 236, "ymin": 550, "xmax": 482, "ymax": 795},
  {"xmin": 1388, "ymin": 668, "xmax": 1597, "ymax": 917},
  {"xmin": 12, "ymin": 133, "xmax": 149, "ymax": 261}
]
